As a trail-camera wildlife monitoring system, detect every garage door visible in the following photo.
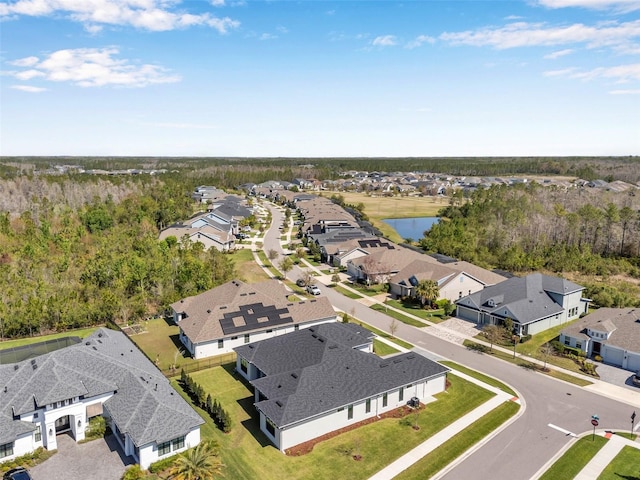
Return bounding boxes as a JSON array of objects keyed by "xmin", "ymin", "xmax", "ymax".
[
  {"xmin": 603, "ymin": 345, "xmax": 624, "ymax": 367},
  {"xmin": 627, "ymin": 353, "xmax": 640, "ymax": 372}
]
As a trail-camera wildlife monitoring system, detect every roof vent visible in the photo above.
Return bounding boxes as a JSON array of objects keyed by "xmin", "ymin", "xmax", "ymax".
[
  {"xmin": 220, "ymin": 306, "xmax": 227, "ymax": 310},
  {"xmin": 14, "ymin": 365, "xmax": 19, "ymax": 371},
  {"xmin": 276, "ymin": 401, "xmax": 283, "ymax": 407},
  {"xmin": 30, "ymin": 359, "xmax": 36, "ymax": 365},
  {"xmin": 32, "ymin": 364, "xmax": 38, "ymax": 370},
  {"xmin": 98, "ymin": 332, "xmax": 103, "ymax": 338},
  {"xmin": 207, "ymin": 309, "xmax": 212, "ymax": 314},
  {"xmin": 92, "ymin": 346, "xmax": 97, "ymax": 351},
  {"xmin": 406, "ymin": 354, "xmax": 415, "ymax": 360},
  {"xmin": 291, "ymin": 373, "xmax": 298, "ymax": 379}
]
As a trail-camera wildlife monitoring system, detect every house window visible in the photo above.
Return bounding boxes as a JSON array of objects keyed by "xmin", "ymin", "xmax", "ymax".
[
  {"xmin": 231, "ymin": 336, "xmax": 238, "ymax": 341},
  {"xmin": 0, "ymin": 442, "xmax": 13, "ymax": 458},
  {"xmin": 347, "ymin": 405, "xmax": 353, "ymax": 420},
  {"xmin": 33, "ymin": 412, "xmax": 38, "ymax": 419},
  {"xmin": 576, "ymin": 342, "xmax": 582, "ymax": 350},
  {"xmin": 218, "ymin": 339, "xmax": 224, "ymax": 349},
  {"xmin": 365, "ymin": 399, "xmax": 371, "ymax": 414},
  {"xmin": 172, "ymin": 436, "xmax": 185, "ymax": 451},
  {"xmin": 34, "ymin": 425, "xmax": 41, "ymax": 442},
  {"xmin": 158, "ymin": 441, "xmax": 171, "ymax": 456},
  {"xmin": 294, "ymin": 325, "xmax": 299, "ymax": 331},
  {"xmin": 399, "ymin": 388, "xmax": 404, "ymax": 402},
  {"xmin": 382, "ymin": 393, "xmax": 388, "ymax": 407},
  {"xmin": 564, "ymin": 338, "xmax": 570, "ymax": 346},
  {"xmin": 459, "ymin": 292, "xmax": 463, "ymax": 299},
  {"xmin": 266, "ymin": 418, "xmax": 276, "ymax": 437},
  {"xmin": 240, "ymin": 358, "xmax": 248, "ymax": 374},
  {"xmin": 244, "ymin": 334, "xmax": 250, "ymax": 344}
]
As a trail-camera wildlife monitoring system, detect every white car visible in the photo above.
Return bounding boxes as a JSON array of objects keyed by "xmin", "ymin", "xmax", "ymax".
[{"xmin": 306, "ymin": 284, "xmax": 321, "ymax": 296}]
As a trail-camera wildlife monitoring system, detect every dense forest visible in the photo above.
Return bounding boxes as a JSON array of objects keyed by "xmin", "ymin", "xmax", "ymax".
[
  {"xmin": 421, "ymin": 183, "xmax": 640, "ymax": 308},
  {"xmin": 0, "ymin": 177, "xmax": 235, "ymax": 339}
]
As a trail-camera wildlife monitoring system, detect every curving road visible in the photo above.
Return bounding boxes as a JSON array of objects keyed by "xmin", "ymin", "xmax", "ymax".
[{"xmin": 261, "ymin": 202, "xmax": 638, "ymax": 480}]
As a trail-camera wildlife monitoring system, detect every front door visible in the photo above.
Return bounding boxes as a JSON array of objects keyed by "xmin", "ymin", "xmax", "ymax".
[
  {"xmin": 592, "ymin": 342, "xmax": 601, "ymax": 355},
  {"xmin": 55, "ymin": 415, "xmax": 70, "ymax": 434}
]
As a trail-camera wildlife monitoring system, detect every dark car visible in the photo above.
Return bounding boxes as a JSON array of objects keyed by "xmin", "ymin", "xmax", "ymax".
[
  {"xmin": 632, "ymin": 370, "xmax": 640, "ymax": 387},
  {"xmin": 3, "ymin": 467, "xmax": 33, "ymax": 480}
]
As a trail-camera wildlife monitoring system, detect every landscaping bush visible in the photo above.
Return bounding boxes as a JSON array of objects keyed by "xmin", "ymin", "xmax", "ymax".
[
  {"xmin": 594, "ymin": 354, "xmax": 603, "ymax": 362},
  {"xmin": 551, "ymin": 340, "xmax": 565, "ymax": 355},
  {"xmin": 148, "ymin": 455, "xmax": 177, "ymax": 473},
  {"xmin": 85, "ymin": 416, "xmax": 106, "ymax": 439},
  {"xmin": 121, "ymin": 464, "xmax": 144, "ymax": 480},
  {"xmin": 520, "ymin": 334, "xmax": 532, "ymax": 343},
  {"xmin": 0, "ymin": 448, "xmax": 55, "ymax": 473}
]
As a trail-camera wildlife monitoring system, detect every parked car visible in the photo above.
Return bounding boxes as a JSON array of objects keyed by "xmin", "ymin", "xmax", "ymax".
[
  {"xmin": 3, "ymin": 468, "xmax": 33, "ymax": 480},
  {"xmin": 306, "ymin": 284, "xmax": 321, "ymax": 296},
  {"xmin": 632, "ymin": 370, "xmax": 640, "ymax": 387}
]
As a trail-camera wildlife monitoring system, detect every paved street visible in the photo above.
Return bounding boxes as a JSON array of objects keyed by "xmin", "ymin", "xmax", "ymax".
[{"xmin": 261, "ymin": 201, "xmax": 640, "ymax": 480}]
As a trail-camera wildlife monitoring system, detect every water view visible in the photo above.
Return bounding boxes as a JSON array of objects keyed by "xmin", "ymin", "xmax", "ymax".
[{"xmin": 382, "ymin": 217, "xmax": 439, "ymax": 241}]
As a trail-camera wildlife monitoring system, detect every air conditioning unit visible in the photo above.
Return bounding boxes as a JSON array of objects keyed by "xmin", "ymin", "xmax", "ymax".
[{"xmin": 408, "ymin": 397, "xmax": 420, "ymax": 408}]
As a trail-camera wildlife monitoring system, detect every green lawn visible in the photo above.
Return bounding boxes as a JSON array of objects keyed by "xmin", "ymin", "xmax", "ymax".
[
  {"xmin": 351, "ymin": 320, "xmax": 414, "ymax": 350},
  {"xmin": 172, "ymin": 366, "xmax": 495, "ymax": 480},
  {"xmin": 0, "ymin": 327, "xmax": 99, "ymax": 350},
  {"xmin": 333, "ymin": 285, "xmax": 362, "ymax": 299},
  {"xmin": 598, "ymin": 445, "xmax": 640, "ymax": 480},
  {"xmin": 373, "ymin": 339, "xmax": 400, "ymax": 356},
  {"xmin": 347, "ymin": 283, "xmax": 387, "ymax": 297},
  {"xmin": 230, "ymin": 248, "xmax": 270, "ymax": 283},
  {"xmin": 370, "ymin": 304, "xmax": 427, "ymax": 328},
  {"xmin": 396, "ymin": 401, "xmax": 520, "ymax": 480},
  {"xmin": 539, "ymin": 436, "xmax": 608, "ymax": 480},
  {"xmin": 440, "ymin": 361, "xmax": 517, "ymax": 397},
  {"xmin": 384, "ymin": 299, "xmax": 444, "ymax": 323},
  {"xmin": 462, "ymin": 340, "xmax": 593, "ymax": 387}
]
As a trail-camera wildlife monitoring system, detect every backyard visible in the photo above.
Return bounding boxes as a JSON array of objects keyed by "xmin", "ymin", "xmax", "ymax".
[{"xmin": 171, "ymin": 365, "xmax": 501, "ymax": 480}]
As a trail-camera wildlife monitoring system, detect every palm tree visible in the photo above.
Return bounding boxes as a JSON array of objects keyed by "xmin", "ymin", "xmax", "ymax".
[
  {"xmin": 167, "ymin": 441, "xmax": 224, "ymax": 480},
  {"xmin": 414, "ymin": 279, "xmax": 439, "ymax": 308}
]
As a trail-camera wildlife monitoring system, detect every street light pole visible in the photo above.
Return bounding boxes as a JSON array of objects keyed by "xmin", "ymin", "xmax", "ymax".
[{"xmin": 632, "ymin": 411, "xmax": 636, "ymax": 438}]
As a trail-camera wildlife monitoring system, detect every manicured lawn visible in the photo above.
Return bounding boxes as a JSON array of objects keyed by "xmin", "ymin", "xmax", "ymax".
[
  {"xmin": 385, "ymin": 299, "xmax": 445, "ymax": 324},
  {"xmin": 440, "ymin": 361, "xmax": 517, "ymax": 397},
  {"xmin": 396, "ymin": 401, "xmax": 520, "ymax": 480},
  {"xmin": 463, "ymin": 340, "xmax": 593, "ymax": 387},
  {"xmin": 172, "ymin": 365, "xmax": 495, "ymax": 480},
  {"xmin": 333, "ymin": 285, "xmax": 362, "ymax": 299},
  {"xmin": 371, "ymin": 304, "xmax": 427, "ymax": 328},
  {"xmin": 538, "ymin": 436, "xmax": 608, "ymax": 480},
  {"xmin": 0, "ymin": 327, "xmax": 99, "ymax": 350},
  {"xmin": 598, "ymin": 445, "xmax": 640, "ymax": 480},
  {"xmin": 373, "ymin": 339, "xmax": 400, "ymax": 356},
  {"xmin": 230, "ymin": 248, "xmax": 270, "ymax": 283},
  {"xmin": 348, "ymin": 283, "xmax": 387, "ymax": 297},
  {"xmin": 129, "ymin": 318, "xmax": 194, "ymax": 370}
]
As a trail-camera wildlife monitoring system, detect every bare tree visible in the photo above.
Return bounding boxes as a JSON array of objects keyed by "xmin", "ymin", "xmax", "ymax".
[
  {"xmin": 389, "ymin": 318, "xmax": 399, "ymax": 338},
  {"xmin": 482, "ymin": 324, "xmax": 503, "ymax": 352},
  {"xmin": 539, "ymin": 342, "xmax": 554, "ymax": 372}
]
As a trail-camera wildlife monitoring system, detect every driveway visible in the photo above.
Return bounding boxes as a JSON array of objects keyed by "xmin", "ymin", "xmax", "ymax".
[
  {"xmin": 596, "ymin": 362, "xmax": 640, "ymax": 390},
  {"xmin": 30, "ymin": 433, "xmax": 133, "ymax": 480}
]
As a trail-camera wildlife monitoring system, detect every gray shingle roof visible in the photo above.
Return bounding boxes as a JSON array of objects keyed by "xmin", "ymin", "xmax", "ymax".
[
  {"xmin": 561, "ymin": 308, "xmax": 640, "ymax": 352},
  {"xmin": 456, "ymin": 273, "xmax": 583, "ymax": 325},
  {"xmin": 0, "ymin": 328, "xmax": 203, "ymax": 447},
  {"xmin": 235, "ymin": 324, "xmax": 448, "ymax": 428}
]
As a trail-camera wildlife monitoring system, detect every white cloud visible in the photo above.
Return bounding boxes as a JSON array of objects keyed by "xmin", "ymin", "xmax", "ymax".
[
  {"xmin": 536, "ymin": 0, "xmax": 640, "ymax": 12},
  {"xmin": 440, "ymin": 20, "xmax": 640, "ymax": 52},
  {"xmin": 9, "ymin": 56, "xmax": 39, "ymax": 67},
  {"xmin": 6, "ymin": 47, "xmax": 181, "ymax": 87},
  {"xmin": 84, "ymin": 24, "xmax": 104, "ymax": 34},
  {"xmin": 544, "ymin": 63, "xmax": 640, "ymax": 82},
  {"xmin": 0, "ymin": 0, "xmax": 241, "ymax": 33},
  {"xmin": 10, "ymin": 85, "xmax": 47, "ymax": 93},
  {"xmin": 609, "ymin": 88, "xmax": 640, "ymax": 93},
  {"xmin": 211, "ymin": 0, "xmax": 225, "ymax": 6},
  {"xmin": 405, "ymin": 35, "xmax": 435, "ymax": 49},
  {"xmin": 276, "ymin": 25, "xmax": 288, "ymax": 34},
  {"xmin": 544, "ymin": 48, "xmax": 574, "ymax": 58},
  {"xmin": 372, "ymin": 35, "xmax": 397, "ymax": 47},
  {"xmin": 505, "ymin": 15, "xmax": 524, "ymax": 20},
  {"xmin": 259, "ymin": 33, "xmax": 277, "ymax": 41}
]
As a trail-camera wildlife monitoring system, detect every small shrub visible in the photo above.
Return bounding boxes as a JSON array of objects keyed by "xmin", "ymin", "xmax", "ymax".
[
  {"xmin": 85, "ymin": 416, "xmax": 106, "ymax": 439},
  {"xmin": 121, "ymin": 464, "xmax": 144, "ymax": 480},
  {"xmin": 520, "ymin": 334, "xmax": 532, "ymax": 343},
  {"xmin": 551, "ymin": 340, "xmax": 565, "ymax": 355},
  {"xmin": 148, "ymin": 455, "xmax": 177, "ymax": 473},
  {"xmin": 594, "ymin": 355, "xmax": 603, "ymax": 362}
]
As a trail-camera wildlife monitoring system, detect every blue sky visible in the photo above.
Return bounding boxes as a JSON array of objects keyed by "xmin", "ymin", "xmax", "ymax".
[{"xmin": 1, "ymin": 0, "xmax": 639, "ymax": 157}]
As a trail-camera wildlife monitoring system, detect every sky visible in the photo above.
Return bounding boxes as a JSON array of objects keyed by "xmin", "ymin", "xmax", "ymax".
[{"xmin": 0, "ymin": 0, "xmax": 639, "ymax": 157}]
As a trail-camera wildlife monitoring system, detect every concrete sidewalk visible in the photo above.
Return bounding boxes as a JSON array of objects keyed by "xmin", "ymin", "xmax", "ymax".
[
  {"xmin": 574, "ymin": 432, "xmax": 640, "ymax": 480},
  {"xmin": 368, "ymin": 369, "xmax": 520, "ymax": 480}
]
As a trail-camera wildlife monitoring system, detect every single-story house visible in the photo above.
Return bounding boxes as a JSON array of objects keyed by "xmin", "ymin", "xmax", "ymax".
[
  {"xmin": 234, "ymin": 322, "xmax": 449, "ymax": 452},
  {"xmin": 559, "ymin": 308, "xmax": 640, "ymax": 371},
  {"xmin": 346, "ymin": 248, "xmax": 424, "ymax": 285},
  {"xmin": 456, "ymin": 273, "xmax": 589, "ymax": 336},
  {"xmin": 172, "ymin": 279, "xmax": 338, "ymax": 358},
  {"xmin": 0, "ymin": 328, "xmax": 203, "ymax": 469},
  {"xmin": 158, "ymin": 225, "xmax": 235, "ymax": 251}
]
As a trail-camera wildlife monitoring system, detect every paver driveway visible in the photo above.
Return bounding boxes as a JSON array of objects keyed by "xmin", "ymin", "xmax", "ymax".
[{"xmin": 30, "ymin": 433, "xmax": 133, "ymax": 480}]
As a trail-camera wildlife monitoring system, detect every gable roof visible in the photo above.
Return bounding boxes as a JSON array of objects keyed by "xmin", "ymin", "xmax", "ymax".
[
  {"xmin": 172, "ymin": 280, "xmax": 337, "ymax": 344},
  {"xmin": 234, "ymin": 323, "xmax": 448, "ymax": 428},
  {"xmin": 456, "ymin": 273, "xmax": 583, "ymax": 325},
  {"xmin": 561, "ymin": 308, "xmax": 640, "ymax": 352},
  {"xmin": 0, "ymin": 328, "xmax": 203, "ymax": 447}
]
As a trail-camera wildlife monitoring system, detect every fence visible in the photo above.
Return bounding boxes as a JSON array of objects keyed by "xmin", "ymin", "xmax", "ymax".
[
  {"xmin": 161, "ymin": 353, "xmax": 236, "ymax": 377},
  {"xmin": 0, "ymin": 336, "xmax": 82, "ymax": 364}
]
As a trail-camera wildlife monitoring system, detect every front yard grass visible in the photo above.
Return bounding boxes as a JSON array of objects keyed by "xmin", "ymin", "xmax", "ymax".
[
  {"xmin": 440, "ymin": 361, "xmax": 517, "ymax": 397},
  {"xmin": 347, "ymin": 283, "xmax": 387, "ymax": 297},
  {"xmin": 538, "ymin": 435, "xmax": 608, "ymax": 480},
  {"xmin": 384, "ymin": 299, "xmax": 445, "ymax": 324},
  {"xmin": 370, "ymin": 304, "xmax": 427, "ymax": 328},
  {"xmin": 230, "ymin": 248, "xmax": 270, "ymax": 283},
  {"xmin": 463, "ymin": 340, "xmax": 593, "ymax": 387},
  {"xmin": 351, "ymin": 320, "xmax": 414, "ymax": 350},
  {"xmin": 171, "ymin": 365, "xmax": 495, "ymax": 480},
  {"xmin": 129, "ymin": 318, "xmax": 198, "ymax": 371},
  {"xmin": 373, "ymin": 339, "xmax": 400, "ymax": 356},
  {"xmin": 396, "ymin": 401, "xmax": 520, "ymax": 480},
  {"xmin": 333, "ymin": 285, "xmax": 362, "ymax": 299},
  {"xmin": 0, "ymin": 327, "xmax": 99, "ymax": 350},
  {"xmin": 598, "ymin": 446, "xmax": 640, "ymax": 480}
]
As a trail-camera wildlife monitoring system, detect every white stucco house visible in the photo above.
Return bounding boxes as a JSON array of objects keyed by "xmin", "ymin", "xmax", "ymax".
[
  {"xmin": 234, "ymin": 323, "xmax": 449, "ymax": 453},
  {"xmin": 559, "ymin": 308, "xmax": 640, "ymax": 372},
  {"xmin": 456, "ymin": 273, "xmax": 589, "ymax": 336},
  {"xmin": 171, "ymin": 279, "xmax": 338, "ymax": 359},
  {"xmin": 0, "ymin": 328, "xmax": 203, "ymax": 469}
]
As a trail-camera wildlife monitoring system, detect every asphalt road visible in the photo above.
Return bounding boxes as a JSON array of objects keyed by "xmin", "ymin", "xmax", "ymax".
[{"xmin": 262, "ymin": 202, "xmax": 638, "ymax": 480}]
